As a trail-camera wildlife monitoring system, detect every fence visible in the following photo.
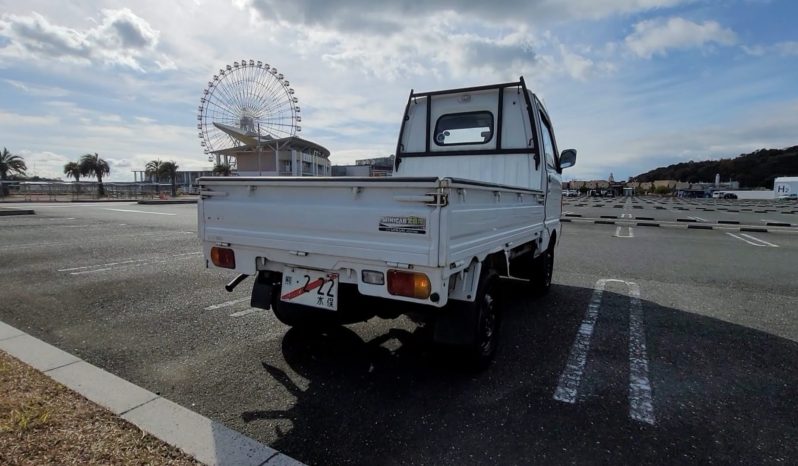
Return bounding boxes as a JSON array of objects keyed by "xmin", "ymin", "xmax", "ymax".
[{"xmin": 0, "ymin": 181, "xmax": 175, "ymax": 201}]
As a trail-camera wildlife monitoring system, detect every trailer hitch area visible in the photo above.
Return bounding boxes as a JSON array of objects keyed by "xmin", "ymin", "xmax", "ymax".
[{"xmin": 225, "ymin": 273, "xmax": 249, "ymax": 292}]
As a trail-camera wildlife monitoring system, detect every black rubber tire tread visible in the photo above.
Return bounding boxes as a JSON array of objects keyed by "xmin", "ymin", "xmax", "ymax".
[
  {"xmin": 530, "ymin": 244, "xmax": 554, "ymax": 296},
  {"xmin": 462, "ymin": 267, "xmax": 501, "ymax": 371}
]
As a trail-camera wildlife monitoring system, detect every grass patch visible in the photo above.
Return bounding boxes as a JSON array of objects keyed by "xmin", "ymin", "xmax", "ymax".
[{"xmin": 0, "ymin": 351, "xmax": 199, "ymax": 465}]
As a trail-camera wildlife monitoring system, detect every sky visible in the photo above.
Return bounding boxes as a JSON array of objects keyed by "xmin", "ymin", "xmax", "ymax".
[{"xmin": 1, "ymin": 0, "xmax": 796, "ymax": 182}]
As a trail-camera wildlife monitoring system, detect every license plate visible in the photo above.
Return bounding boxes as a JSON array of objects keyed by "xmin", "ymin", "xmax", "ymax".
[{"xmin": 280, "ymin": 267, "xmax": 339, "ymax": 311}]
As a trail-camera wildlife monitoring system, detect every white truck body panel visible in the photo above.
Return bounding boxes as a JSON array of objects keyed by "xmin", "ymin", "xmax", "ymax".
[
  {"xmin": 199, "ymin": 176, "xmax": 546, "ymax": 307},
  {"xmin": 199, "ymin": 78, "xmax": 573, "ymax": 314}
]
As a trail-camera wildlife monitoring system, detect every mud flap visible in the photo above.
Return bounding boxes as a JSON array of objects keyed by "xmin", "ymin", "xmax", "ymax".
[
  {"xmin": 433, "ymin": 300, "xmax": 478, "ymax": 345},
  {"xmin": 250, "ymin": 271, "xmax": 280, "ymax": 310}
]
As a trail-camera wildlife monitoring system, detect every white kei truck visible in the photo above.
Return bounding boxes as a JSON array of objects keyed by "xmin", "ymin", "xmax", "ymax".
[{"xmin": 198, "ymin": 77, "xmax": 576, "ymax": 368}]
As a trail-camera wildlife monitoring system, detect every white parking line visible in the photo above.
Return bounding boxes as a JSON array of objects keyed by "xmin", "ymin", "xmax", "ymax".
[
  {"xmin": 103, "ymin": 208, "xmax": 176, "ymax": 216},
  {"xmin": 620, "ymin": 213, "xmax": 633, "ymax": 219},
  {"xmin": 740, "ymin": 233, "xmax": 779, "ymax": 248},
  {"xmin": 726, "ymin": 232, "xmax": 778, "ymax": 247},
  {"xmin": 204, "ymin": 298, "xmax": 249, "ymax": 311},
  {"xmin": 230, "ymin": 308, "xmax": 260, "ymax": 318},
  {"xmin": 553, "ymin": 280, "xmax": 605, "ymax": 403},
  {"xmin": 614, "ymin": 226, "xmax": 634, "ymax": 238},
  {"xmin": 61, "ymin": 253, "xmax": 203, "ymax": 275},
  {"xmin": 627, "ymin": 282, "xmax": 655, "ymax": 425},
  {"xmin": 554, "ymin": 278, "xmax": 655, "ymax": 425},
  {"xmin": 688, "ymin": 216, "xmax": 707, "ymax": 222},
  {"xmin": 58, "ymin": 259, "xmax": 148, "ymax": 272}
]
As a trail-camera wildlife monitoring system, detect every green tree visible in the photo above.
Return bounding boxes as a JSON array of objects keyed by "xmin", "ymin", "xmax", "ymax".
[
  {"xmin": 212, "ymin": 163, "xmax": 232, "ymax": 176},
  {"xmin": 158, "ymin": 161, "xmax": 179, "ymax": 197},
  {"xmin": 145, "ymin": 159, "xmax": 164, "ymax": 193},
  {"xmin": 63, "ymin": 161, "xmax": 81, "ymax": 182},
  {"xmin": 63, "ymin": 161, "xmax": 82, "ymax": 195},
  {"xmin": 79, "ymin": 152, "xmax": 110, "ymax": 197},
  {"xmin": 0, "ymin": 147, "xmax": 27, "ymax": 196},
  {"xmin": 655, "ymin": 185, "xmax": 672, "ymax": 196}
]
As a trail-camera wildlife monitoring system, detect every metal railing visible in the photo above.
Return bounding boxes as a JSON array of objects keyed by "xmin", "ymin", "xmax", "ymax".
[{"xmin": 0, "ymin": 182, "xmax": 180, "ymax": 201}]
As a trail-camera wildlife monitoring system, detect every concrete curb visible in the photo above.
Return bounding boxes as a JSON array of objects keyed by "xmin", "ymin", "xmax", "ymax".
[
  {"xmin": 0, "ymin": 209, "xmax": 35, "ymax": 216},
  {"xmin": 137, "ymin": 200, "xmax": 198, "ymax": 205},
  {"xmin": 561, "ymin": 217, "xmax": 798, "ymax": 234},
  {"xmin": 0, "ymin": 199, "xmax": 142, "ymax": 203},
  {"xmin": 0, "ymin": 320, "xmax": 303, "ymax": 466}
]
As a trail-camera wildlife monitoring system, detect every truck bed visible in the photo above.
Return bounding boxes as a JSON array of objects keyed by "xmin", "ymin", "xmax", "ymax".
[{"xmin": 198, "ymin": 176, "xmax": 545, "ymax": 276}]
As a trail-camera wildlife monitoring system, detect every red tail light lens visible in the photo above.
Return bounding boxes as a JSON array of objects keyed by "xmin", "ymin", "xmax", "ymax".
[
  {"xmin": 210, "ymin": 247, "xmax": 235, "ymax": 269},
  {"xmin": 387, "ymin": 270, "xmax": 431, "ymax": 299}
]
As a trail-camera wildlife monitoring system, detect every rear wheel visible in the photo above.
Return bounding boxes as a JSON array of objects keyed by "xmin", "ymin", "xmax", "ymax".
[{"xmin": 459, "ymin": 268, "xmax": 501, "ymax": 370}]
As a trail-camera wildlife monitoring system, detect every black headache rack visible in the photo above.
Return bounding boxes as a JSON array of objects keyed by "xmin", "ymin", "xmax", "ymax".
[{"xmin": 394, "ymin": 76, "xmax": 541, "ymax": 170}]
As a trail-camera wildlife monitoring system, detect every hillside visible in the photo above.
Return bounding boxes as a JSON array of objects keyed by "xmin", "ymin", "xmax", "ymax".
[{"xmin": 633, "ymin": 146, "xmax": 798, "ymax": 188}]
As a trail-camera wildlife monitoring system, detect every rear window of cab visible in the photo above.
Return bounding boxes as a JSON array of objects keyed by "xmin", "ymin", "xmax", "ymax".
[{"xmin": 434, "ymin": 111, "xmax": 494, "ymax": 146}]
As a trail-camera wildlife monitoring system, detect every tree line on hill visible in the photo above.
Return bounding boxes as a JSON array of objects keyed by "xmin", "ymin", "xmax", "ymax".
[{"xmin": 632, "ymin": 146, "xmax": 798, "ymax": 188}]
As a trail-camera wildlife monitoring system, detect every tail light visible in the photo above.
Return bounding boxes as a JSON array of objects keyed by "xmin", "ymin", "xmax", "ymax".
[
  {"xmin": 210, "ymin": 247, "xmax": 235, "ymax": 269},
  {"xmin": 387, "ymin": 270, "xmax": 431, "ymax": 299}
]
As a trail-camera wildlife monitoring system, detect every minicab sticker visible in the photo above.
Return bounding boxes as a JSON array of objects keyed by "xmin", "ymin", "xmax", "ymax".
[{"xmin": 379, "ymin": 216, "xmax": 426, "ymax": 234}]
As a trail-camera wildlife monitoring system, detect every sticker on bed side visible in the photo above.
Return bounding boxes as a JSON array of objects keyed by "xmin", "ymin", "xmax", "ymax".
[{"xmin": 379, "ymin": 216, "xmax": 426, "ymax": 234}]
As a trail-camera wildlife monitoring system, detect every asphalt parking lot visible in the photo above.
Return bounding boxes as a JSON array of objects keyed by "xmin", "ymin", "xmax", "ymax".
[{"xmin": 1, "ymin": 200, "xmax": 797, "ymax": 465}]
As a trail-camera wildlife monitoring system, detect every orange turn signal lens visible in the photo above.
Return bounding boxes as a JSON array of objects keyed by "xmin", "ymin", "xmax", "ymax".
[
  {"xmin": 210, "ymin": 247, "xmax": 236, "ymax": 269},
  {"xmin": 387, "ymin": 270, "xmax": 431, "ymax": 299}
]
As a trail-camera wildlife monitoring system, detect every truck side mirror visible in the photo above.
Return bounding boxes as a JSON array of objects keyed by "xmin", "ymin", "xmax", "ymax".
[{"xmin": 560, "ymin": 149, "xmax": 577, "ymax": 169}]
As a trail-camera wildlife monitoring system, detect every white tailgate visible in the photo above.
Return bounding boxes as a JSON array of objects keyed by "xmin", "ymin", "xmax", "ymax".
[{"xmin": 200, "ymin": 178, "xmax": 441, "ymax": 273}]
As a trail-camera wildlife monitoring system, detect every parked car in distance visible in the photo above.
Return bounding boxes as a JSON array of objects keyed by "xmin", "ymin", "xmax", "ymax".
[
  {"xmin": 777, "ymin": 193, "xmax": 797, "ymax": 200},
  {"xmin": 723, "ymin": 193, "xmax": 738, "ymax": 199}
]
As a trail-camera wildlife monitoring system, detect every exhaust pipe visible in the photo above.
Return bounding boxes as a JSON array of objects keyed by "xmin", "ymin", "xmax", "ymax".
[{"xmin": 225, "ymin": 273, "xmax": 249, "ymax": 292}]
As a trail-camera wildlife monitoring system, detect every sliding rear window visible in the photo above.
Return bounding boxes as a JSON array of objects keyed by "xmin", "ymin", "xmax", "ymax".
[{"xmin": 433, "ymin": 111, "xmax": 494, "ymax": 146}]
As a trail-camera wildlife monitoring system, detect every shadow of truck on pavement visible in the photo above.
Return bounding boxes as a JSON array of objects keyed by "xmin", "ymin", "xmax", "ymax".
[{"xmin": 240, "ymin": 282, "xmax": 798, "ymax": 465}]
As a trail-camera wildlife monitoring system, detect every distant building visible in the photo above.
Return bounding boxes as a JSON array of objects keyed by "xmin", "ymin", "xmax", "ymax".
[
  {"xmin": 210, "ymin": 122, "xmax": 331, "ymax": 176},
  {"xmin": 333, "ymin": 155, "xmax": 394, "ymax": 177}
]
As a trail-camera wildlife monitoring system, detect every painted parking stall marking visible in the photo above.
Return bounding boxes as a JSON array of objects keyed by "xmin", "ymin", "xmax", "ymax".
[
  {"xmin": 726, "ymin": 232, "xmax": 779, "ymax": 247},
  {"xmin": 614, "ymin": 226, "xmax": 634, "ymax": 238},
  {"xmin": 58, "ymin": 252, "xmax": 202, "ymax": 275},
  {"xmin": 553, "ymin": 280, "xmax": 605, "ymax": 404},
  {"xmin": 204, "ymin": 297, "xmax": 249, "ymax": 311},
  {"xmin": 554, "ymin": 278, "xmax": 656, "ymax": 425},
  {"xmin": 103, "ymin": 208, "xmax": 177, "ymax": 216},
  {"xmin": 627, "ymin": 281, "xmax": 656, "ymax": 425}
]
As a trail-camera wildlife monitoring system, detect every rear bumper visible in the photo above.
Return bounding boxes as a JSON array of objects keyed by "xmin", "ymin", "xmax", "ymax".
[{"xmin": 205, "ymin": 242, "xmax": 450, "ymax": 308}]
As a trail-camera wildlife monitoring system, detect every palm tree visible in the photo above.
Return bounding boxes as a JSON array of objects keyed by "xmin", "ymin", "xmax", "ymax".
[
  {"xmin": 1, "ymin": 147, "xmax": 27, "ymax": 196},
  {"xmin": 159, "ymin": 161, "xmax": 179, "ymax": 197},
  {"xmin": 80, "ymin": 152, "xmax": 110, "ymax": 197},
  {"xmin": 145, "ymin": 159, "xmax": 164, "ymax": 194},
  {"xmin": 212, "ymin": 163, "xmax": 232, "ymax": 176},
  {"xmin": 63, "ymin": 161, "xmax": 81, "ymax": 194}
]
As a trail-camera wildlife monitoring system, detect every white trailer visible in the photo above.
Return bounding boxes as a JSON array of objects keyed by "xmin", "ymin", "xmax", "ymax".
[
  {"xmin": 774, "ymin": 177, "xmax": 798, "ymax": 199},
  {"xmin": 198, "ymin": 78, "xmax": 577, "ymax": 368}
]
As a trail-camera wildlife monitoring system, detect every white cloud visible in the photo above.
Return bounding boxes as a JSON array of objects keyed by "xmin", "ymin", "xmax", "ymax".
[
  {"xmin": 239, "ymin": 0, "xmax": 691, "ymax": 32},
  {"xmin": 743, "ymin": 41, "xmax": 798, "ymax": 57},
  {"xmin": 625, "ymin": 17, "xmax": 736, "ymax": 59},
  {"xmin": 0, "ymin": 9, "xmax": 168, "ymax": 71},
  {"xmin": 3, "ymin": 79, "xmax": 70, "ymax": 97}
]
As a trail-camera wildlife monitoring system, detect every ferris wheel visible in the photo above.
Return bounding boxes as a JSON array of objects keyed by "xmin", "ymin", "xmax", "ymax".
[{"xmin": 197, "ymin": 60, "xmax": 301, "ymax": 160}]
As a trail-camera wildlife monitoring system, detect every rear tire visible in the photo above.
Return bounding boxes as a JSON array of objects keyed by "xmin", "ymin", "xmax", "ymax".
[
  {"xmin": 454, "ymin": 268, "xmax": 501, "ymax": 370},
  {"xmin": 530, "ymin": 245, "xmax": 554, "ymax": 295}
]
